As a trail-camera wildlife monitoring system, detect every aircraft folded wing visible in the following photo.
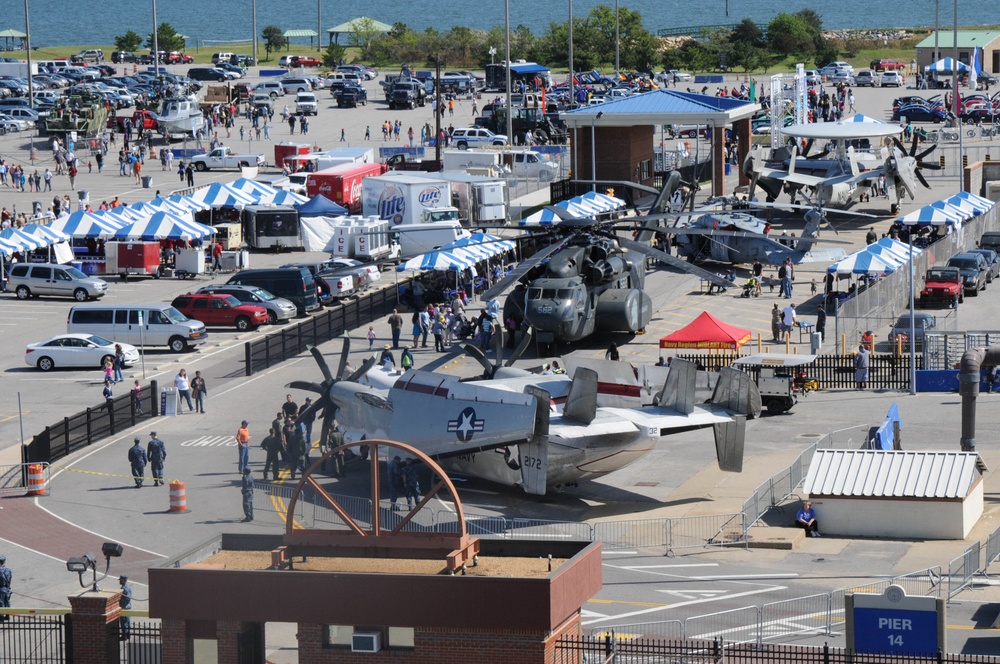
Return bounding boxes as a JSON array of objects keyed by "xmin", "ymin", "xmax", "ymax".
[
  {"xmin": 387, "ymin": 372, "xmax": 539, "ymax": 457},
  {"xmin": 756, "ymin": 168, "xmax": 829, "ymax": 188},
  {"xmin": 602, "ymin": 405, "xmax": 733, "ymax": 434}
]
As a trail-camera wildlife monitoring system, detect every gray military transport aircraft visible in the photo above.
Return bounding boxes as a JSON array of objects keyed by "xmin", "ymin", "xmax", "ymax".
[{"xmin": 290, "ymin": 341, "xmax": 761, "ymax": 495}]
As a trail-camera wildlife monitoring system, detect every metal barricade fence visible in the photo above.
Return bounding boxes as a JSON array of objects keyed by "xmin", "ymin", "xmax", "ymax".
[
  {"xmin": 121, "ymin": 619, "xmax": 162, "ymax": 664},
  {"xmin": 985, "ymin": 524, "xmax": 1000, "ymax": 573},
  {"xmin": 0, "ymin": 463, "xmax": 48, "ymax": 496},
  {"xmin": 251, "ymin": 481, "xmax": 304, "ymax": 526},
  {"xmin": 759, "ymin": 594, "xmax": 833, "ymax": 644},
  {"xmin": 667, "ymin": 513, "xmax": 745, "ymax": 556},
  {"xmin": 924, "ymin": 330, "xmax": 1000, "ymax": 370},
  {"xmin": 507, "ymin": 518, "xmax": 593, "ymax": 541},
  {"xmin": 949, "ymin": 541, "xmax": 982, "ymax": 599},
  {"xmin": 588, "ymin": 620, "xmax": 685, "ymax": 641},
  {"xmin": 593, "ymin": 518, "xmax": 669, "ymax": 551},
  {"xmin": 309, "ymin": 492, "xmax": 374, "ymax": 530},
  {"xmin": 684, "ymin": 606, "xmax": 761, "ymax": 644},
  {"xmin": 433, "ymin": 510, "xmax": 507, "ymax": 538}
]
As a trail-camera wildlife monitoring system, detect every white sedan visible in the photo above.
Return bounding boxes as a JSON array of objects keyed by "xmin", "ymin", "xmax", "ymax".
[{"xmin": 25, "ymin": 334, "xmax": 139, "ymax": 372}]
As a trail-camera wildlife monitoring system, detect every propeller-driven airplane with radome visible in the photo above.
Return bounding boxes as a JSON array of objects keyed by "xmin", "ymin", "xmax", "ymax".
[
  {"xmin": 290, "ymin": 339, "xmax": 761, "ymax": 495},
  {"xmin": 744, "ymin": 116, "xmax": 940, "ymax": 214}
]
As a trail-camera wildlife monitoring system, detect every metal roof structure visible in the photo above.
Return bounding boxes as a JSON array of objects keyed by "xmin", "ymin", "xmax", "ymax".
[
  {"xmin": 915, "ymin": 31, "xmax": 1000, "ymax": 49},
  {"xmin": 803, "ymin": 449, "xmax": 986, "ymax": 499},
  {"xmin": 559, "ymin": 89, "xmax": 759, "ymax": 128},
  {"xmin": 283, "ymin": 29, "xmax": 318, "ymax": 38}
]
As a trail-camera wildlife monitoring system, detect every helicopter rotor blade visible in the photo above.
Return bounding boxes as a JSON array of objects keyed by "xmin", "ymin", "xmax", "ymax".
[
  {"xmin": 479, "ymin": 239, "xmax": 567, "ymax": 301},
  {"xmin": 505, "ymin": 327, "xmax": 534, "ymax": 367},
  {"xmin": 617, "ymin": 237, "xmax": 732, "ymax": 288}
]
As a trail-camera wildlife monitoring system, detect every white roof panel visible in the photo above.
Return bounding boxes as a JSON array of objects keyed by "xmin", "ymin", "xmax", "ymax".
[{"xmin": 803, "ymin": 450, "xmax": 982, "ymax": 499}]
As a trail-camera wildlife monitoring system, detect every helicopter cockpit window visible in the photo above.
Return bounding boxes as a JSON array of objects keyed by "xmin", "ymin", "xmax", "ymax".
[
  {"xmin": 527, "ymin": 287, "xmax": 542, "ymax": 299},
  {"xmin": 557, "ymin": 289, "xmax": 574, "ymax": 300}
]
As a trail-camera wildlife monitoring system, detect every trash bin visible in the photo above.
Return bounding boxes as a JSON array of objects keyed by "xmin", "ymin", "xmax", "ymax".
[
  {"xmin": 811, "ymin": 331, "xmax": 823, "ymax": 354},
  {"xmin": 724, "ymin": 162, "xmax": 732, "ymax": 176},
  {"xmin": 77, "ymin": 190, "xmax": 89, "ymax": 203},
  {"xmin": 142, "ymin": 176, "xmax": 152, "ymax": 189}
]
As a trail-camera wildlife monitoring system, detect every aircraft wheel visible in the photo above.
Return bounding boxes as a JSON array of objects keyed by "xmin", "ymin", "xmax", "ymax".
[{"xmin": 890, "ymin": 203, "xmax": 898, "ymax": 214}]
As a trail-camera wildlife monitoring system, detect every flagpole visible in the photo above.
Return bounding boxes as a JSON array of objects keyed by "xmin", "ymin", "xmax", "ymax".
[{"xmin": 953, "ymin": 0, "xmax": 962, "ymax": 195}]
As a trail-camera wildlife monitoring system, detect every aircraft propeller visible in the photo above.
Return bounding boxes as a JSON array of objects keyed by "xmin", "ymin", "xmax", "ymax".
[{"xmin": 287, "ymin": 338, "xmax": 377, "ymax": 453}]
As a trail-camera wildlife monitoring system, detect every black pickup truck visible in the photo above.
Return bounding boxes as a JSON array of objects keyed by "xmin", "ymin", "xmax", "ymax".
[
  {"xmin": 384, "ymin": 154, "xmax": 443, "ymax": 173},
  {"xmin": 337, "ymin": 85, "xmax": 368, "ymax": 108}
]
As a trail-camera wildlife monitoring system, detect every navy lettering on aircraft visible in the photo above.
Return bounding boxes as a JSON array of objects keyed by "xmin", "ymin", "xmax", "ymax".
[{"xmin": 447, "ymin": 407, "xmax": 485, "ymax": 442}]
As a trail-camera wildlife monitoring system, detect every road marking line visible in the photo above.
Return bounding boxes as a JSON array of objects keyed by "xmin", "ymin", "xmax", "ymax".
[
  {"xmin": 614, "ymin": 563, "xmax": 719, "ymax": 570},
  {"xmin": 600, "ymin": 550, "xmax": 638, "ymax": 555},
  {"xmin": 691, "ymin": 574, "xmax": 799, "ymax": 580},
  {"xmin": 583, "ymin": 586, "xmax": 787, "ymax": 625}
]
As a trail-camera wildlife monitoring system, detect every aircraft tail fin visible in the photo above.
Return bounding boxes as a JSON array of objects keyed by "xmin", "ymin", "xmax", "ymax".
[
  {"xmin": 521, "ymin": 386, "xmax": 552, "ymax": 495},
  {"xmin": 848, "ymin": 146, "xmax": 859, "ymax": 177},
  {"xmin": 713, "ymin": 416, "xmax": 747, "ymax": 472},
  {"xmin": 788, "ymin": 144, "xmax": 798, "ymax": 176},
  {"xmin": 706, "ymin": 366, "xmax": 761, "ymax": 473},
  {"xmin": 653, "ymin": 357, "xmax": 697, "ymax": 414},
  {"xmin": 564, "ymin": 367, "xmax": 598, "ymax": 424}
]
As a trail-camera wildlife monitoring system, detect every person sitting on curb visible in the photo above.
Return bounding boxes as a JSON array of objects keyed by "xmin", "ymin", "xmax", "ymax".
[{"xmin": 796, "ymin": 501, "xmax": 821, "ymax": 537}]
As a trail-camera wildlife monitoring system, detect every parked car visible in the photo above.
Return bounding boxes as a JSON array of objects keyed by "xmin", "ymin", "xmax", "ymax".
[
  {"xmin": 24, "ymin": 334, "xmax": 139, "ymax": 372},
  {"xmin": 888, "ymin": 313, "xmax": 938, "ymax": 351},
  {"xmin": 318, "ymin": 258, "xmax": 382, "ymax": 291},
  {"xmin": 871, "ymin": 58, "xmax": 906, "ymax": 72},
  {"xmin": 167, "ymin": 51, "xmax": 194, "ymax": 64},
  {"xmin": 9, "ymin": 263, "xmax": 108, "ymax": 300},
  {"xmin": 968, "ymin": 249, "xmax": 1000, "ymax": 283},
  {"xmin": 892, "ymin": 103, "xmax": 948, "ymax": 123},
  {"xmin": 880, "ymin": 71, "xmax": 903, "ymax": 87},
  {"xmin": 170, "ymin": 293, "xmax": 269, "ymax": 331},
  {"xmin": 111, "ymin": 51, "xmax": 136, "ymax": 64},
  {"xmin": 253, "ymin": 81, "xmax": 286, "ymax": 98},
  {"xmin": 854, "ymin": 70, "xmax": 877, "ymax": 87},
  {"xmin": 195, "ymin": 285, "xmax": 297, "ymax": 324},
  {"xmin": 450, "ymin": 127, "xmax": 508, "ymax": 150},
  {"xmin": 804, "ymin": 69, "xmax": 822, "ymax": 85},
  {"xmin": 336, "ymin": 84, "xmax": 367, "ymax": 108},
  {"xmin": 946, "ymin": 252, "xmax": 989, "ymax": 296}
]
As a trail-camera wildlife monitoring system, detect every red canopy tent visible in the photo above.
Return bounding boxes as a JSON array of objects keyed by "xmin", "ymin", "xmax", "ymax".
[{"xmin": 659, "ymin": 311, "xmax": 752, "ymax": 350}]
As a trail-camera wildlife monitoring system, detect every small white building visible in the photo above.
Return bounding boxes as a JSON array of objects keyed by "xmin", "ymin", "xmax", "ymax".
[{"xmin": 801, "ymin": 450, "xmax": 986, "ymax": 540}]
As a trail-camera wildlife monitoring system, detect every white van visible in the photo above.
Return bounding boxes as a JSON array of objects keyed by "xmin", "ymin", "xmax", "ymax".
[
  {"xmin": 502, "ymin": 150, "xmax": 559, "ymax": 181},
  {"xmin": 211, "ymin": 52, "xmax": 235, "ymax": 65},
  {"xmin": 67, "ymin": 304, "xmax": 209, "ymax": 352}
]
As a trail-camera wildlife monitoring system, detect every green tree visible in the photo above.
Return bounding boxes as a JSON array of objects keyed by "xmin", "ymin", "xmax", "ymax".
[
  {"xmin": 322, "ymin": 42, "xmax": 347, "ymax": 68},
  {"xmin": 146, "ymin": 22, "xmax": 185, "ymax": 52},
  {"xmin": 349, "ymin": 17, "xmax": 386, "ymax": 60},
  {"xmin": 586, "ymin": 5, "xmax": 657, "ymax": 71},
  {"xmin": 262, "ymin": 25, "xmax": 287, "ymax": 59},
  {"xmin": 813, "ymin": 38, "xmax": 841, "ymax": 68},
  {"xmin": 766, "ymin": 13, "xmax": 815, "ymax": 57},
  {"xmin": 114, "ymin": 30, "xmax": 143, "ymax": 53},
  {"xmin": 534, "ymin": 18, "xmax": 600, "ymax": 71}
]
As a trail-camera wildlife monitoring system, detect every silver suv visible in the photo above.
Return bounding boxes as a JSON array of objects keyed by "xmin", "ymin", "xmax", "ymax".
[
  {"xmin": 450, "ymin": 127, "xmax": 508, "ymax": 150},
  {"xmin": 9, "ymin": 263, "xmax": 108, "ymax": 301},
  {"xmin": 195, "ymin": 284, "xmax": 297, "ymax": 323}
]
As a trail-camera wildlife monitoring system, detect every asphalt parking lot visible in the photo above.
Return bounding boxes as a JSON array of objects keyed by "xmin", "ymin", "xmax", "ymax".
[{"xmin": 3, "ymin": 65, "xmax": 1000, "ymax": 654}]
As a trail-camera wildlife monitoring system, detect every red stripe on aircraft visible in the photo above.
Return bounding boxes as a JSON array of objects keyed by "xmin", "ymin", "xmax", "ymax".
[{"xmin": 597, "ymin": 381, "xmax": 642, "ymax": 397}]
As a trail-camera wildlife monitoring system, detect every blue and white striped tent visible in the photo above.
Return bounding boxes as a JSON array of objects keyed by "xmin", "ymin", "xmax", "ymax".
[
  {"xmin": 113, "ymin": 212, "xmax": 215, "ymax": 241},
  {"xmin": 396, "ymin": 249, "xmax": 476, "ymax": 272},
  {"xmin": 467, "ymin": 231, "xmax": 515, "ymax": 252},
  {"xmin": 828, "ymin": 251, "xmax": 897, "ymax": 275},
  {"xmin": 268, "ymin": 189, "xmax": 309, "ymax": 206},
  {"xmin": 188, "ymin": 182, "xmax": 257, "ymax": 208},
  {"xmin": 581, "ymin": 190, "xmax": 626, "ymax": 210},
  {"xmin": 22, "ymin": 223, "xmax": 70, "ymax": 244},
  {"xmin": 165, "ymin": 195, "xmax": 211, "ymax": 212},
  {"xmin": 49, "ymin": 211, "xmax": 122, "ymax": 238},
  {"xmin": 0, "ymin": 236, "xmax": 23, "ymax": 256},
  {"xmin": 896, "ymin": 205, "xmax": 964, "ymax": 226},
  {"xmin": 927, "ymin": 200, "xmax": 972, "ymax": 221},
  {"xmin": 864, "ymin": 245, "xmax": 908, "ymax": 268},
  {"xmin": 844, "ymin": 113, "xmax": 888, "ymax": 124},
  {"xmin": 949, "ymin": 191, "xmax": 995, "ymax": 214},
  {"xmin": 924, "ymin": 57, "xmax": 969, "ymax": 74},
  {"xmin": 875, "ymin": 237, "xmax": 922, "ymax": 260},
  {"xmin": 519, "ymin": 198, "xmax": 595, "ymax": 226},
  {"xmin": 0, "ymin": 227, "xmax": 47, "ymax": 251}
]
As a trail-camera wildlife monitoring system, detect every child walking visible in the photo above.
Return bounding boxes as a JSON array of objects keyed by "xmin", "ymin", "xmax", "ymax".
[{"xmin": 367, "ymin": 326, "xmax": 376, "ymax": 351}]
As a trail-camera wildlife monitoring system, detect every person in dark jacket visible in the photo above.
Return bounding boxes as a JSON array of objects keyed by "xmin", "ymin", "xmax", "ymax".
[
  {"xmin": 240, "ymin": 468, "xmax": 254, "ymax": 522},
  {"xmin": 146, "ymin": 432, "xmax": 167, "ymax": 487},
  {"xmin": 127, "ymin": 437, "xmax": 147, "ymax": 488}
]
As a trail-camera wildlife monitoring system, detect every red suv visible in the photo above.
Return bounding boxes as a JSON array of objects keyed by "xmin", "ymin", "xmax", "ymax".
[
  {"xmin": 870, "ymin": 58, "xmax": 906, "ymax": 72},
  {"xmin": 168, "ymin": 51, "xmax": 194, "ymax": 64},
  {"xmin": 170, "ymin": 293, "xmax": 268, "ymax": 331}
]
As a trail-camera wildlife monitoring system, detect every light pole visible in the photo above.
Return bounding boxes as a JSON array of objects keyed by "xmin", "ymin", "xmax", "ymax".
[
  {"xmin": 151, "ymin": 0, "xmax": 160, "ymax": 77},
  {"xmin": 614, "ymin": 0, "xmax": 620, "ymax": 77},
  {"xmin": 568, "ymin": 0, "xmax": 574, "ymax": 108},
  {"xmin": 488, "ymin": 47, "xmax": 496, "ymax": 66},
  {"xmin": 504, "ymin": 0, "xmax": 512, "ymax": 145},
  {"xmin": 317, "ymin": 0, "xmax": 321, "ymax": 52},
  {"xmin": 952, "ymin": 0, "xmax": 962, "ymax": 194},
  {"xmin": 591, "ymin": 111, "xmax": 604, "ymax": 192},
  {"xmin": 24, "ymin": 0, "xmax": 33, "ymax": 165},
  {"xmin": 251, "ymin": 0, "xmax": 257, "ymax": 66}
]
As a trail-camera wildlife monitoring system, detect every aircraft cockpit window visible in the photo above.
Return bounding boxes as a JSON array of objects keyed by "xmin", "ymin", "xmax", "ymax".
[
  {"xmin": 527, "ymin": 287, "xmax": 542, "ymax": 299},
  {"xmin": 557, "ymin": 289, "xmax": 574, "ymax": 300},
  {"xmin": 541, "ymin": 289, "xmax": 557, "ymax": 298}
]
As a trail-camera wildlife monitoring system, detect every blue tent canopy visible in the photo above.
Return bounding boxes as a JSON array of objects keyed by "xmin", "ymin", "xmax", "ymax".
[
  {"xmin": 295, "ymin": 194, "xmax": 348, "ymax": 218},
  {"xmin": 510, "ymin": 63, "xmax": 549, "ymax": 75}
]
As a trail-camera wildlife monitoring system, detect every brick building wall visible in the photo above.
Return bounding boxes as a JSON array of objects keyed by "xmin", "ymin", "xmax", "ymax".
[
  {"xmin": 160, "ymin": 618, "xmax": 189, "ymax": 664},
  {"xmin": 297, "ymin": 612, "xmax": 583, "ymax": 664},
  {"xmin": 67, "ymin": 592, "xmax": 121, "ymax": 664},
  {"xmin": 573, "ymin": 126, "xmax": 655, "ymax": 187}
]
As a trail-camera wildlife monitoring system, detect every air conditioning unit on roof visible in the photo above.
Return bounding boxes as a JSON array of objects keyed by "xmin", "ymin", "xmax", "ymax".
[{"xmin": 351, "ymin": 631, "xmax": 382, "ymax": 653}]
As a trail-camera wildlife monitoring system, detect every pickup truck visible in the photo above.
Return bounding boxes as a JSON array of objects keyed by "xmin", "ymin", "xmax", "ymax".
[
  {"xmin": 918, "ymin": 267, "xmax": 963, "ymax": 308},
  {"xmin": 110, "ymin": 109, "xmax": 158, "ymax": 133},
  {"xmin": 189, "ymin": 146, "xmax": 266, "ymax": 171},
  {"xmin": 384, "ymin": 154, "xmax": 442, "ymax": 173}
]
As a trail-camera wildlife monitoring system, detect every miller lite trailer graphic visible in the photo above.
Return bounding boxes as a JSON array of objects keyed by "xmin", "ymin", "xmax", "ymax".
[
  {"xmin": 361, "ymin": 173, "xmax": 453, "ymax": 226},
  {"xmin": 305, "ymin": 162, "xmax": 387, "ymax": 213}
]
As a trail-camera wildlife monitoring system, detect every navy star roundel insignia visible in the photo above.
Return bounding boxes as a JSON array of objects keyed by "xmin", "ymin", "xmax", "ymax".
[{"xmin": 447, "ymin": 407, "xmax": 485, "ymax": 442}]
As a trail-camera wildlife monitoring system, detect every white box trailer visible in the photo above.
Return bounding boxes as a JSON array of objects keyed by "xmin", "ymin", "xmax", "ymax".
[
  {"xmin": 441, "ymin": 149, "xmax": 504, "ymax": 172},
  {"xmin": 362, "ymin": 173, "xmax": 456, "ymax": 226},
  {"xmin": 435, "ymin": 172, "xmax": 509, "ymax": 226}
]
